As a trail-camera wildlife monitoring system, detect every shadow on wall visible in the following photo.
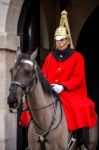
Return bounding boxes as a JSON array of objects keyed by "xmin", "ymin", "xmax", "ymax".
[
  {"xmin": 76, "ymin": 6, "xmax": 99, "ymax": 115},
  {"xmin": 76, "ymin": 6, "xmax": 99, "ymax": 150}
]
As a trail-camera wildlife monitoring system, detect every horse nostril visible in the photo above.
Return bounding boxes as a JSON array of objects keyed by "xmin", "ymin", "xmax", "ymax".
[{"xmin": 10, "ymin": 101, "xmax": 18, "ymax": 109}]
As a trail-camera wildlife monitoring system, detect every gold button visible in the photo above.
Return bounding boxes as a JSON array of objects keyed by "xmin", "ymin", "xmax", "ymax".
[
  {"xmin": 58, "ymin": 68, "xmax": 61, "ymax": 71},
  {"xmin": 55, "ymin": 79, "xmax": 58, "ymax": 82}
]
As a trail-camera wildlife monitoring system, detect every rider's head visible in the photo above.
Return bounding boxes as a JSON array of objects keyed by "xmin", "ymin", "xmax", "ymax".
[
  {"xmin": 54, "ymin": 10, "xmax": 73, "ymax": 50},
  {"xmin": 54, "ymin": 26, "xmax": 70, "ymax": 50}
]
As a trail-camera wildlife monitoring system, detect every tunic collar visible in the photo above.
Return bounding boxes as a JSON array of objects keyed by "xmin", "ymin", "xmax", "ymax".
[{"xmin": 53, "ymin": 48, "xmax": 74, "ymax": 61}]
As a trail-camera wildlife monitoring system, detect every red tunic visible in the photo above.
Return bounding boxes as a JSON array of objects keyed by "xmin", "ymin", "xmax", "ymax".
[{"xmin": 42, "ymin": 51, "xmax": 96, "ymax": 131}]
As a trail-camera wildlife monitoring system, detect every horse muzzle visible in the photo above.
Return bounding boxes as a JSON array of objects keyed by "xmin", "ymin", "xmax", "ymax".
[{"xmin": 7, "ymin": 95, "xmax": 18, "ymax": 109}]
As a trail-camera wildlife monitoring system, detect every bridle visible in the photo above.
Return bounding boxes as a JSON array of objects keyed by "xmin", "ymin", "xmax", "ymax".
[{"xmin": 9, "ymin": 58, "xmax": 63, "ymax": 149}]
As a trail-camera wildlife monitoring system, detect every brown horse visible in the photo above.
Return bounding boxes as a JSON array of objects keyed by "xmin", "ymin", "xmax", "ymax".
[{"xmin": 7, "ymin": 49, "xmax": 98, "ymax": 150}]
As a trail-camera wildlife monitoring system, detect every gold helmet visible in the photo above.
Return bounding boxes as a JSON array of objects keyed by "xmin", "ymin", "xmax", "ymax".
[
  {"xmin": 54, "ymin": 10, "xmax": 74, "ymax": 49},
  {"xmin": 54, "ymin": 26, "xmax": 68, "ymax": 40}
]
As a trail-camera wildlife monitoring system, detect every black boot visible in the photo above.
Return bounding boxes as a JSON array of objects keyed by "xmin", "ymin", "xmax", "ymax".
[{"xmin": 76, "ymin": 128, "xmax": 88, "ymax": 149}]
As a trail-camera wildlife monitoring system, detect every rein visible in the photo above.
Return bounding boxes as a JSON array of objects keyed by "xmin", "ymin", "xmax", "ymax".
[
  {"xmin": 30, "ymin": 96, "xmax": 63, "ymax": 132},
  {"xmin": 30, "ymin": 99, "xmax": 57, "ymax": 111}
]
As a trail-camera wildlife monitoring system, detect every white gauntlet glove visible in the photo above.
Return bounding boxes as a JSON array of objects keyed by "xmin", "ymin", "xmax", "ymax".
[{"xmin": 51, "ymin": 84, "xmax": 64, "ymax": 94}]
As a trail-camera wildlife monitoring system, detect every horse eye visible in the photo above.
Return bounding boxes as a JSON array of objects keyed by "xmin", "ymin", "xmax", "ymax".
[{"xmin": 25, "ymin": 70, "xmax": 31, "ymax": 76}]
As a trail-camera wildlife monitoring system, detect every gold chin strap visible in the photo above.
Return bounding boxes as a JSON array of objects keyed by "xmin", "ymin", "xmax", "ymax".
[{"xmin": 60, "ymin": 10, "xmax": 74, "ymax": 49}]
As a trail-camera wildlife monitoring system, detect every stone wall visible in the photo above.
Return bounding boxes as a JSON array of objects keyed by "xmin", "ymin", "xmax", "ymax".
[
  {"xmin": 0, "ymin": 0, "xmax": 23, "ymax": 149},
  {"xmin": 0, "ymin": 49, "xmax": 16, "ymax": 150}
]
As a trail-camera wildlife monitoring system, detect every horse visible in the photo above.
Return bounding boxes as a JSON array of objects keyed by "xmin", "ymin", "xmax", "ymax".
[{"xmin": 7, "ymin": 49, "xmax": 98, "ymax": 150}]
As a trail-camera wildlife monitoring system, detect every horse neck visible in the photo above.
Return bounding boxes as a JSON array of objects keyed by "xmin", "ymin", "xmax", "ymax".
[{"xmin": 28, "ymin": 77, "xmax": 54, "ymax": 129}]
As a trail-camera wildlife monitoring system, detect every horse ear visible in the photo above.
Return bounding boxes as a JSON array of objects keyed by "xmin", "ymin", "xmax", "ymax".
[
  {"xmin": 16, "ymin": 47, "xmax": 21, "ymax": 58},
  {"xmin": 30, "ymin": 47, "xmax": 38, "ymax": 61}
]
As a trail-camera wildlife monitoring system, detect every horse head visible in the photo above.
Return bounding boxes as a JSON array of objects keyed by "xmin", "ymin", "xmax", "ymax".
[{"xmin": 7, "ymin": 49, "xmax": 38, "ymax": 109}]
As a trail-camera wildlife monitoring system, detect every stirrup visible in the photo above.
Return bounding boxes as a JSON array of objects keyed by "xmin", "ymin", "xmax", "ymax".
[
  {"xmin": 68, "ymin": 136, "xmax": 77, "ymax": 150},
  {"xmin": 80, "ymin": 144, "xmax": 88, "ymax": 150}
]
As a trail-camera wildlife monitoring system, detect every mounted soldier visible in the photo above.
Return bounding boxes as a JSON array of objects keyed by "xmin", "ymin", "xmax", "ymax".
[{"xmin": 42, "ymin": 10, "xmax": 98, "ymax": 149}]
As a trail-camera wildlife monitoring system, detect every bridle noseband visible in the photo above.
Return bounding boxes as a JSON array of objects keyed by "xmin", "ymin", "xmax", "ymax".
[{"xmin": 11, "ymin": 81, "xmax": 26, "ymax": 91}]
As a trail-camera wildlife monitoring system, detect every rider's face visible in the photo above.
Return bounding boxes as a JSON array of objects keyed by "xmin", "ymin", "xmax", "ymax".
[{"xmin": 55, "ymin": 38, "xmax": 70, "ymax": 51}]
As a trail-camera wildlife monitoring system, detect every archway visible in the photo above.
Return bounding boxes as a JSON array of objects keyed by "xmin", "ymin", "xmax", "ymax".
[
  {"xmin": 17, "ymin": 0, "xmax": 40, "ymax": 54},
  {"xmin": 76, "ymin": 6, "xmax": 99, "ymax": 149}
]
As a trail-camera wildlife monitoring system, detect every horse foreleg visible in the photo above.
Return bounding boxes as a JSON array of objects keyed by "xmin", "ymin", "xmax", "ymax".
[
  {"xmin": 28, "ymin": 122, "xmax": 40, "ymax": 150},
  {"xmin": 88, "ymin": 115, "xmax": 98, "ymax": 150}
]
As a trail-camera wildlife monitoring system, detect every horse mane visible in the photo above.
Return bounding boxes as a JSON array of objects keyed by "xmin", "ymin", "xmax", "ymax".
[
  {"xmin": 36, "ymin": 64, "xmax": 53, "ymax": 96},
  {"xmin": 16, "ymin": 53, "xmax": 53, "ymax": 96}
]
